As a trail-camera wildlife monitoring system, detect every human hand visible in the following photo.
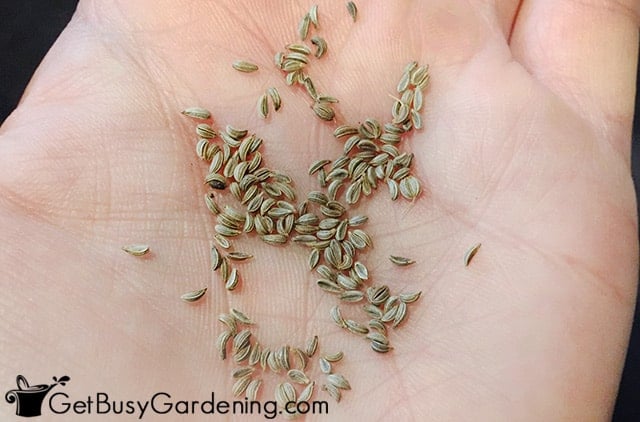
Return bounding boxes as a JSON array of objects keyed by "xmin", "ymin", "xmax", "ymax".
[{"xmin": 1, "ymin": 1, "xmax": 638, "ymax": 420}]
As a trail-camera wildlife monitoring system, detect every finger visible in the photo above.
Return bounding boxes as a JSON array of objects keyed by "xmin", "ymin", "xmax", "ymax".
[{"xmin": 509, "ymin": 0, "xmax": 640, "ymax": 158}]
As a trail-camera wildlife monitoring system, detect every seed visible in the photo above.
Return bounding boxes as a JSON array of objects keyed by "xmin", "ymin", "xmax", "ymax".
[
  {"xmin": 180, "ymin": 287, "xmax": 207, "ymax": 303},
  {"xmin": 215, "ymin": 224, "xmax": 241, "ymax": 237},
  {"xmin": 345, "ymin": 319, "xmax": 369, "ymax": 335},
  {"xmin": 397, "ymin": 71, "xmax": 411, "ymax": 93},
  {"xmin": 312, "ymin": 102, "xmax": 335, "ymax": 121},
  {"xmin": 368, "ymin": 319, "xmax": 386, "ymax": 333},
  {"xmin": 298, "ymin": 14, "xmax": 311, "ymax": 40},
  {"xmin": 413, "ymin": 88, "xmax": 423, "ymax": 111},
  {"xmin": 232, "ymin": 366, "xmax": 255, "ymax": 379},
  {"xmin": 233, "ymin": 329, "xmax": 252, "ymax": 351},
  {"xmin": 308, "ymin": 159, "xmax": 330, "ymax": 176},
  {"xmin": 121, "ymin": 244, "xmax": 149, "ymax": 256},
  {"xmin": 311, "ymin": 36, "xmax": 327, "ymax": 58},
  {"xmin": 305, "ymin": 335, "xmax": 319, "ymax": 357},
  {"xmin": 367, "ymin": 285, "xmax": 390, "ymax": 305},
  {"xmin": 392, "ymin": 301, "xmax": 408, "ymax": 327},
  {"xmin": 366, "ymin": 331, "xmax": 389, "ymax": 346},
  {"xmin": 220, "ymin": 257, "xmax": 230, "ymax": 281},
  {"xmin": 276, "ymin": 382, "xmax": 297, "ymax": 407},
  {"xmin": 399, "ymin": 175, "xmax": 421, "ymax": 199},
  {"xmin": 319, "ymin": 358, "xmax": 331, "ymax": 374},
  {"xmin": 214, "ymin": 233, "xmax": 231, "ymax": 249},
  {"xmin": 267, "ymin": 350, "xmax": 281, "ymax": 373},
  {"xmin": 309, "ymin": 4, "xmax": 319, "ymax": 27},
  {"xmin": 308, "ymin": 248, "xmax": 320, "ymax": 270},
  {"xmin": 211, "ymin": 246, "xmax": 222, "ymax": 270},
  {"xmin": 411, "ymin": 109, "xmax": 422, "ymax": 129},
  {"xmin": 260, "ymin": 348, "xmax": 270, "ymax": 370},
  {"xmin": 218, "ymin": 313, "xmax": 237, "ymax": 333},
  {"xmin": 232, "ymin": 60, "xmax": 259, "ymax": 73},
  {"xmin": 353, "ymin": 261, "xmax": 369, "ymax": 280},
  {"xmin": 303, "ymin": 77, "xmax": 318, "ymax": 99},
  {"xmin": 232, "ymin": 375, "xmax": 252, "ymax": 397},
  {"xmin": 196, "ymin": 123, "xmax": 216, "ymax": 139},
  {"xmin": 387, "ymin": 179, "xmax": 399, "ymax": 200},
  {"xmin": 298, "ymin": 381, "xmax": 315, "ymax": 402},
  {"xmin": 345, "ymin": 181, "xmax": 362, "ymax": 204},
  {"xmin": 260, "ymin": 233, "xmax": 288, "ymax": 245},
  {"xmin": 288, "ymin": 369, "xmax": 310, "ymax": 385},
  {"xmin": 324, "ymin": 351, "xmax": 344, "ymax": 362},
  {"xmin": 227, "ymin": 251, "xmax": 254, "ymax": 261},
  {"xmin": 230, "ymin": 308, "xmax": 253, "ymax": 324},
  {"xmin": 399, "ymin": 291, "xmax": 422, "ymax": 303},
  {"xmin": 349, "ymin": 229, "xmax": 372, "ymax": 249},
  {"xmin": 249, "ymin": 343, "xmax": 262, "ymax": 366},
  {"xmin": 371, "ymin": 341, "xmax": 392, "ymax": 353},
  {"xmin": 257, "ymin": 93, "xmax": 268, "ymax": 119},
  {"xmin": 181, "ymin": 107, "xmax": 211, "ymax": 120},
  {"xmin": 346, "ymin": 1, "xmax": 357, "ymax": 22},
  {"xmin": 363, "ymin": 303, "xmax": 383, "ymax": 319},
  {"xmin": 330, "ymin": 305, "xmax": 346, "ymax": 328},
  {"xmin": 317, "ymin": 279, "xmax": 343, "ymax": 294},
  {"xmin": 216, "ymin": 330, "xmax": 232, "ymax": 360},
  {"xmin": 389, "ymin": 255, "xmax": 415, "ymax": 266},
  {"xmin": 340, "ymin": 290, "xmax": 364, "ymax": 302},
  {"xmin": 267, "ymin": 87, "xmax": 282, "ymax": 111},
  {"xmin": 205, "ymin": 173, "xmax": 227, "ymax": 190},
  {"xmin": 246, "ymin": 379, "xmax": 262, "ymax": 401},
  {"xmin": 286, "ymin": 51, "xmax": 310, "ymax": 64},
  {"xmin": 322, "ymin": 383, "xmax": 341, "ymax": 402},
  {"xmin": 225, "ymin": 268, "xmax": 239, "ymax": 290},
  {"xmin": 464, "ymin": 242, "xmax": 482, "ymax": 266},
  {"xmin": 327, "ymin": 373, "xmax": 351, "ymax": 391}
]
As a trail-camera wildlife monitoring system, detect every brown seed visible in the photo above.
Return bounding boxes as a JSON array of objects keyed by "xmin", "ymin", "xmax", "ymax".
[
  {"xmin": 346, "ymin": 1, "xmax": 357, "ymax": 22},
  {"xmin": 312, "ymin": 102, "xmax": 335, "ymax": 121},
  {"xmin": 181, "ymin": 107, "xmax": 211, "ymax": 120},
  {"xmin": 232, "ymin": 60, "xmax": 259, "ymax": 73},
  {"xmin": 389, "ymin": 255, "xmax": 415, "ymax": 266}
]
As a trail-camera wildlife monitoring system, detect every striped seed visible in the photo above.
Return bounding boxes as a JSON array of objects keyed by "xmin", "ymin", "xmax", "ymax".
[
  {"xmin": 249, "ymin": 343, "xmax": 262, "ymax": 366},
  {"xmin": 230, "ymin": 308, "xmax": 253, "ymax": 324},
  {"xmin": 309, "ymin": 4, "xmax": 319, "ymax": 27},
  {"xmin": 122, "ymin": 244, "xmax": 149, "ymax": 256},
  {"xmin": 400, "ymin": 291, "xmax": 422, "ymax": 303},
  {"xmin": 216, "ymin": 330, "xmax": 232, "ymax": 360},
  {"xmin": 399, "ymin": 175, "xmax": 421, "ymax": 199},
  {"xmin": 298, "ymin": 381, "xmax": 315, "ymax": 402},
  {"xmin": 340, "ymin": 290, "xmax": 364, "ymax": 302},
  {"xmin": 246, "ymin": 379, "xmax": 262, "ymax": 401},
  {"xmin": 330, "ymin": 305, "xmax": 346, "ymax": 328},
  {"xmin": 257, "ymin": 93, "xmax": 268, "ymax": 119},
  {"xmin": 232, "ymin": 375, "xmax": 252, "ymax": 397},
  {"xmin": 311, "ymin": 36, "xmax": 327, "ymax": 58},
  {"xmin": 180, "ymin": 288, "xmax": 207, "ymax": 303},
  {"xmin": 389, "ymin": 255, "xmax": 415, "ymax": 266},
  {"xmin": 392, "ymin": 301, "xmax": 408, "ymax": 327},
  {"xmin": 227, "ymin": 251, "xmax": 253, "ymax": 261},
  {"xmin": 322, "ymin": 383, "xmax": 341, "ymax": 402},
  {"xmin": 305, "ymin": 335, "xmax": 319, "ymax": 357},
  {"xmin": 232, "ymin": 60, "xmax": 259, "ymax": 73},
  {"xmin": 211, "ymin": 246, "xmax": 223, "ymax": 270},
  {"xmin": 196, "ymin": 123, "xmax": 216, "ymax": 139},
  {"xmin": 363, "ymin": 304, "xmax": 383, "ymax": 319},
  {"xmin": 298, "ymin": 14, "xmax": 311, "ymax": 40},
  {"xmin": 327, "ymin": 373, "xmax": 351, "ymax": 390},
  {"xmin": 324, "ymin": 351, "xmax": 344, "ymax": 362},
  {"xmin": 312, "ymin": 102, "xmax": 335, "ymax": 121},
  {"xmin": 232, "ymin": 366, "xmax": 255, "ymax": 379},
  {"xmin": 345, "ymin": 319, "xmax": 369, "ymax": 335},
  {"xmin": 181, "ymin": 107, "xmax": 211, "ymax": 120},
  {"xmin": 309, "ymin": 159, "xmax": 330, "ymax": 175},
  {"xmin": 353, "ymin": 261, "xmax": 368, "ymax": 279},
  {"xmin": 218, "ymin": 313, "xmax": 237, "ymax": 333},
  {"xmin": 225, "ymin": 268, "xmax": 239, "ymax": 290},
  {"xmin": 319, "ymin": 357, "xmax": 331, "ymax": 374},
  {"xmin": 214, "ymin": 233, "xmax": 231, "ymax": 249},
  {"xmin": 287, "ymin": 369, "xmax": 310, "ymax": 385},
  {"xmin": 267, "ymin": 87, "xmax": 281, "ymax": 111}
]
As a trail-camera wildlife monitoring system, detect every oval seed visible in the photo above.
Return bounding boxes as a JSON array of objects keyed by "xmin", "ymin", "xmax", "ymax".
[
  {"xmin": 324, "ymin": 351, "xmax": 344, "ymax": 362},
  {"xmin": 311, "ymin": 36, "xmax": 327, "ymax": 58},
  {"xmin": 327, "ymin": 373, "xmax": 351, "ymax": 390},
  {"xmin": 232, "ymin": 60, "xmax": 259, "ymax": 73},
  {"xmin": 309, "ymin": 4, "xmax": 319, "ymax": 27},
  {"xmin": 227, "ymin": 251, "xmax": 254, "ymax": 261},
  {"xmin": 246, "ymin": 379, "xmax": 262, "ymax": 401},
  {"xmin": 312, "ymin": 102, "xmax": 335, "ymax": 121},
  {"xmin": 122, "ymin": 244, "xmax": 149, "ymax": 256},
  {"xmin": 230, "ymin": 308, "xmax": 253, "ymax": 324},
  {"xmin": 180, "ymin": 287, "xmax": 207, "ymax": 303},
  {"xmin": 181, "ymin": 107, "xmax": 211, "ymax": 120},
  {"xmin": 298, "ymin": 381, "xmax": 315, "ymax": 402},
  {"xmin": 287, "ymin": 369, "xmax": 310, "ymax": 385},
  {"xmin": 319, "ymin": 358, "xmax": 331, "ymax": 374}
]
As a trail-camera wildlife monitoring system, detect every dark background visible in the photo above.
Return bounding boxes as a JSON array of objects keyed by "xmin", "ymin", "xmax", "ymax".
[{"xmin": 1, "ymin": 1, "xmax": 638, "ymax": 419}]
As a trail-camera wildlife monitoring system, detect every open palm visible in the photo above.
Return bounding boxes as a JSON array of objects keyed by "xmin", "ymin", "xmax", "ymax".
[{"xmin": 1, "ymin": 1, "xmax": 638, "ymax": 420}]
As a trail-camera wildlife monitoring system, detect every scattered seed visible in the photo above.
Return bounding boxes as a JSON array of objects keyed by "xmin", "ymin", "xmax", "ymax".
[
  {"xmin": 267, "ymin": 87, "xmax": 282, "ymax": 111},
  {"xmin": 230, "ymin": 308, "xmax": 253, "ymax": 324},
  {"xmin": 298, "ymin": 14, "xmax": 311, "ymax": 41},
  {"xmin": 232, "ymin": 375, "xmax": 252, "ymax": 397},
  {"xmin": 232, "ymin": 60, "xmax": 259, "ymax": 73},
  {"xmin": 227, "ymin": 251, "xmax": 254, "ymax": 261},
  {"xmin": 311, "ymin": 36, "xmax": 327, "ymax": 58},
  {"xmin": 305, "ymin": 335, "xmax": 319, "ymax": 357},
  {"xmin": 258, "ymin": 93, "xmax": 269, "ymax": 119},
  {"xmin": 319, "ymin": 357, "xmax": 331, "ymax": 374},
  {"xmin": 298, "ymin": 381, "xmax": 315, "ymax": 402},
  {"xmin": 181, "ymin": 107, "xmax": 211, "ymax": 120},
  {"xmin": 180, "ymin": 287, "xmax": 207, "ymax": 303},
  {"xmin": 288, "ymin": 369, "xmax": 310, "ymax": 384},
  {"xmin": 121, "ymin": 244, "xmax": 149, "ymax": 256},
  {"xmin": 246, "ymin": 379, "xmax": 262, "ymax": 401},
  {"xmin": 312, "ymin": 101, "xmax": 335, "ymax": 121},
  {"xmin": 464, "ymin": 242, "xmax": 482, "ymax": 266},
  {"xmin": 216, "ymin": 330, "xmax": 233, "ymax": 360},
  {"xmin": 346, "ymin": 1, "xmax": 357, "ymax": 22},
  {"xmin": 322, "ymin": 383, "xmax": 341, "ymax": 402},
  {"xmin": 327, "ymin": 373, "xmax": 351, "ymax": 390},
  {"xmin": 324, "ymin": 351, "xmax": 344, "ymax": 362},
  {"xmin": 389, "ymin": 255, "xmax": 415, "ymax": 266},
  {"xmin": 225, "ymin": 268, "xmax": 239, "ymax": 290},
  {"xmin": 399, "ymin": 291, "xmax": 422, "ymax": 303}
]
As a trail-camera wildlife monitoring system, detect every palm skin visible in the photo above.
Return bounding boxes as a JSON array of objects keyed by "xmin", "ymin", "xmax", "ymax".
[{"xmin": 0, "ymin": 1, "xmax": 638, "ymax": 420}]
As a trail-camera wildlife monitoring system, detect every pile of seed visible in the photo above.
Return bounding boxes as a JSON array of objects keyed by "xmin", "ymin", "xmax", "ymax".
[
  {"xmin": 217, "ymin": 309, "xmax": 351, "ymax": 415},
  {"xmin": 181, "ymin": 2, "xmax": 429, "ymax": 409}
]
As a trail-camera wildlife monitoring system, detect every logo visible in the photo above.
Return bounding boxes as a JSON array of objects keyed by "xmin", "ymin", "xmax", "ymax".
[{"xmin": 5, "ymin": 375, "xmax": 70, "ymax": 417}]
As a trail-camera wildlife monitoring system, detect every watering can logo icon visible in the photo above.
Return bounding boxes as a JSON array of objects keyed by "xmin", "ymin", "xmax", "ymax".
[{"xmin": 5, "ymin": 375, "xmax": 70, "ymax": 417}]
